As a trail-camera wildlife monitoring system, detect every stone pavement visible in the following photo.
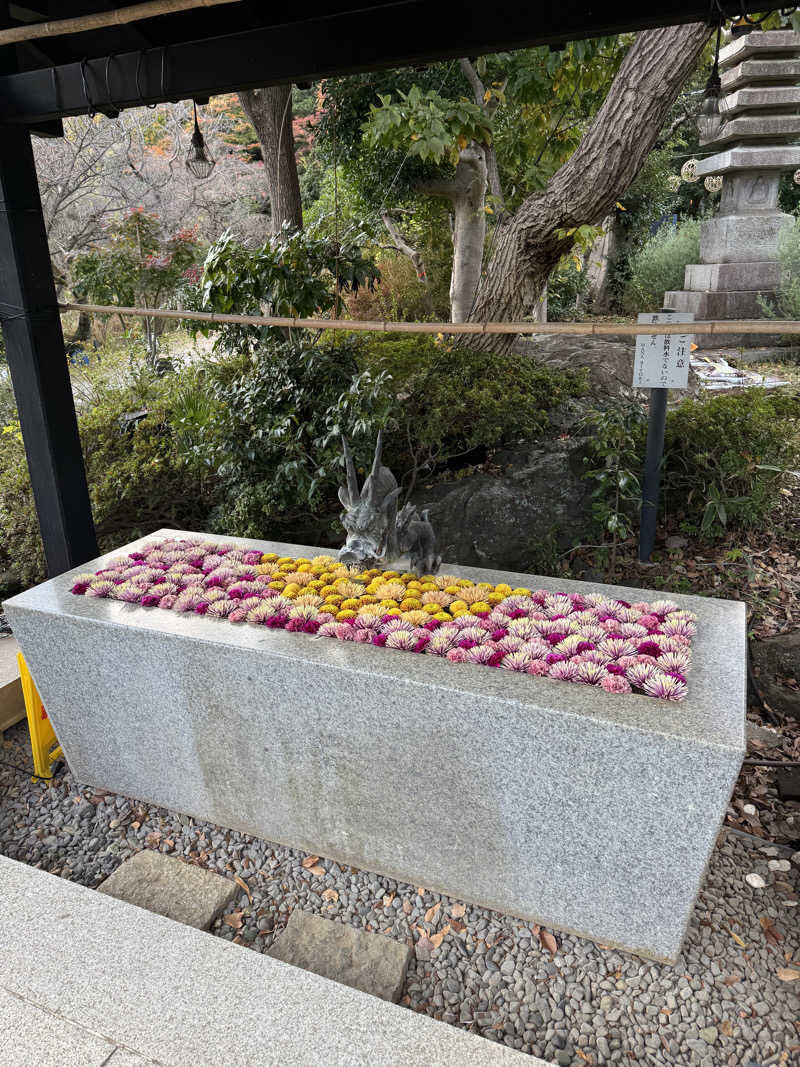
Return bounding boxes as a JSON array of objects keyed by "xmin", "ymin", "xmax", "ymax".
[{"xmin": 0, "ymin": 855, "xmax": 542, "ymax": 1067}]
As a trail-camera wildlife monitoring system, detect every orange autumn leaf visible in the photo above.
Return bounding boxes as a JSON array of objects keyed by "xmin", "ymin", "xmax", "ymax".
[
  {"xmin": 223, "ymin": 911, "xmax": 243, "ymax": 929},
  {"xmin": 539, "ymin": 928, "xmax": 558, "ymax": 954},
  {"xmin": 234, "ymin": 875, "xmax": 252, "ymax": 902},
  {"xmin": 307, "ymin": 864, "xmax": 325, "ymax": 877},
  {"xmin": 430, "ymin": 924, "xmax": 451, "ymax": 949},
  {"xmin": 450, "ymin": 903, "xmax": 466, "ymax": 919},
  {"xmin": 322, "ymin": 888, "xmax": 339, "ymax": 903},
  {"xmin": 424, "ymin": 903, "xmax": 440, "ymax": 924},
  {"xmin": 302, "ymin": 855, "xmax": 320, "ymax": 869}
]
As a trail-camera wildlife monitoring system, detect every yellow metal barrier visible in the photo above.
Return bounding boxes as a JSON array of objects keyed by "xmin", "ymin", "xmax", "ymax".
[{"xmin": 17, "ymin": 653, "xmax": 62, "ymax": 782}]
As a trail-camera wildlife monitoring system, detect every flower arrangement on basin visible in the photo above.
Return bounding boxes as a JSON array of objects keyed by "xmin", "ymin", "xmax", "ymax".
[{"xmin": 71, "ymin": 537, "xmax": 696, "ymax": 702}]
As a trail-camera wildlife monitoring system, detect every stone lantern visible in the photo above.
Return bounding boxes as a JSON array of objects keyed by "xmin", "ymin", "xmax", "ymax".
[{"xmin": 664, "ymin": 29, "xmax": 800, "ymax": 347}]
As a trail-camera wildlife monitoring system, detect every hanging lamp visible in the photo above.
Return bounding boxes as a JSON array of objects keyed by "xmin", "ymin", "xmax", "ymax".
[
  {"xmin": 697, "ymin": 24, "xmax": 728, "ymax": 143},
  {"xmin": 186, "ymin": 100, "xmax": 215, "ymax": 179}
]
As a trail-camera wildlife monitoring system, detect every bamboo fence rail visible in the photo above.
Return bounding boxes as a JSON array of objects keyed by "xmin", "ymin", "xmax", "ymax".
[
  {"xmin": 58, "ymin": 301, "xmax": 800, "ymax": 337},
  {"xmin": 0, "ymin": 0, "xmax": 242, "ymax": 46}
]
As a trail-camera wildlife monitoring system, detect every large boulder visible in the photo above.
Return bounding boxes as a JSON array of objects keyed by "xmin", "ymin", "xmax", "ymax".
[
  {"xmin": 414, "ymin": 434, "xmax": 593, "ymax": 573},
  {"xmin": 750, "ymin": 631, "xmax": 800, "ymax": 718}
]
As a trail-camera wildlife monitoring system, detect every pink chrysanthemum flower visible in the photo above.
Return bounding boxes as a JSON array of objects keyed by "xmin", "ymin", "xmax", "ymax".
[
  {"xmin": 626, "ymin": 661, "xmax": 659, "ymax": 688},
  {"xmin": 660, "ymin": 618, "xmax": 697, "ymax": 638},
  {"xmin": 334, "ymin": 623, "xmax": 357, "ymax": 641},
  {"xmin": 87, "ymin": 579, "xmax": 115, "ymax": 597},
  {"xmin": 506, "ymin": 618, "xmax": 540, "ymax": 641},
  {"xmin": 425, "ymin": 630, "xmax": 459, "ymax": 656},
  {"xmin": 500, "ymin": 648, "xmax": 533, "ymax": 671},
  {"xmin": 658, "ymin": 650, "xmax": 691, "ymax": 673},
  {"xmin": 353, "ymin": 615, "xmax": 382, "ymax": 633},
  {"xmin": 599, "ymin": 637, "xmax": 638, "ymax": 659},
  {"xmin": 383, "ymin": 618, "xmax": 414, "ymax": 634},
  {"xmin": 637, "ymin": 613, "xmax": 660, "ymax": 630},
  {"xmin": 549, "ymin": 659, "xmax": 579, "ymax": 681},
  {"xmin": 385, "ymin": 630, "xmax": 419, "ymax": 651},
  {"xmin": 317, "ymin": 622, "xmax": 340, "ymax": 637},
  {"xmin": 497, "ymin": 635, "xmax": 524, "ymax": 654},
  {"xmin": 463, "ymin": 645, "xmax": 496, "ymax": 665},
  {"xmin": 206, "ymin": 599, "xmax": 237, "ymax": 618},
  {"xmin": 157, "ymin": 594, "xmax": 177, "ymax": 610},
  {"xmin": 618, "ymin": 622, "xmax": 649, "ymax": 639},
  {"xmin": 526, "ymin": 660, "xmax": 550, "ymax": 676},
  {"xmin": 554, "ymin": 634, "xmax": 584, "ymax": 656},
  {"xmin": 601, "ymin": 675, "xmax": 632, "ymax": 694},
  {"xmin": 575, "ymin": 660, "xmax": 607, "ymax": 685},
  {"xmin": 648, "ymin": 598, "xmax": 679, "ymax": 616},
  {"xmin": 246, "ymin": 604, "xmax": 273, "ymax": 625},
  {"xmin": 643, "ymin": 671, "xmax": 688, "ymax": 701},
  {"xmin": 616, "ymin": 655, "xmax": 639, "ymax": 669},
  {"xmin": 457, "ymin": 625, "xmax": 488, "ymax": 645},
  {"xmin": 446, "ymin": 647, "xmax": 468, "ymax": 663},
  {"xmin": 544, "ymin": 593, "xmax": 574, "ymax": 617}
]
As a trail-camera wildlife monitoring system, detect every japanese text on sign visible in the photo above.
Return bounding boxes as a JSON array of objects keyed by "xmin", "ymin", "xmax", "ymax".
[{"xmin": 633, "ymin": 312, "xmax": 694, "ymax": 390}]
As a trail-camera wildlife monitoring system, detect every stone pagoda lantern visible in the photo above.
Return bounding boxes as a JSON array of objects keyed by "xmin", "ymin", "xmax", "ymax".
[{"xmin": 664, "ymin": 29, "xmax": 800, "ymax": 347}]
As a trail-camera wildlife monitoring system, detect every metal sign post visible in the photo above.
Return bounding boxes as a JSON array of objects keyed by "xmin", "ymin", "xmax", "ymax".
[{"xmin": 634, "ymin": 311, "xmax": 694, "ymax": 563}]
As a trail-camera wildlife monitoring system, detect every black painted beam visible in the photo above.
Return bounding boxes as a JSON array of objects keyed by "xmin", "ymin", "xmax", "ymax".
[
  {"xmin": 0, "ymin": 0, "xmax": 774, "ymax": 124},
  {"xmin": 0, "ymin": 124, "xmax": 98, "ymax": 575}
]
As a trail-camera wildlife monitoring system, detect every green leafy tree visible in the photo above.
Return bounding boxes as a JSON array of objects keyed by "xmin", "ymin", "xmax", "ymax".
[{"xmin": 72, "ymin": 208, "xmax": 200, "ymax": 366}]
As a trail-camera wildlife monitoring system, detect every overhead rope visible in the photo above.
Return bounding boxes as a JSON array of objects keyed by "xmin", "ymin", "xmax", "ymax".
[{"xmin": 56, "ymin": 301, "xmax": 800, "ymax": 337}]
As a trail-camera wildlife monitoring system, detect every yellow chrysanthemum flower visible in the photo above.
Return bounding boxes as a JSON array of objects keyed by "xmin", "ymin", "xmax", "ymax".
[
  {"xmin": 379, "ymin": 598, "xmax": 399, "ymax": 609},
  {"xmin": 358, "ymin": 594, "xmax": 378, "ymax": 604},
  {"xmin": 487, "ymin": 592, "xmax": 504, "ymax": 605},
  {"xmin": 340, "ymin": 598, "xmax": 361, "ymax": 611},
  {"xmin": 336, "ymin": 609, "xmax": 357, "ymax": 621},
  {"xmin": 268, "ymin": 580, "xmax": 286, "ymax": 591},
  {"xmin": 470, "ymin": 601, "xmax": 491, "ymax": 614},
  {"xmin": 261, "ymin": 553, "xmax": 279, "ymax": 563},
  {"xmin": 456, "ymin": 579, "xmax": 474, "ymax": 588},
  {"xmin": 512, "ymin": 587, "xmax": 532, "ymax": 597},
  {"xmin": 400, "ymin": 597, "xmax": 422, "ymax": 611},
  {"xmin": 320, "ymin": 585, "xmax": 338, "ymax": 597},
  {"xmin": 276, "ymin": 556, "xmax": 294, "ymax": 565},
  {"xmin": 450, "ymin": 599, "xmax": 467, "ymax": 613},
  {"xmin": 444, "ymin": 585, "xmax": 461, "ymax": 596},
  {"xmin": 494, "ymin": 583, "xmax": 512, "ymax": 596},
  {"xmin": 401, "ymin": 572, "xmax": 418, "ymax": 583},
  {"xmin": 383, "ymin": 608, "xmax": 402, "ymax": 617},
  {"xmin": 422, "ymin": 603, "xmax": 440, "ymax": 615},
  {"xmin": 433, "ymin": 612, "xmax": 452, "ymax": 621}
]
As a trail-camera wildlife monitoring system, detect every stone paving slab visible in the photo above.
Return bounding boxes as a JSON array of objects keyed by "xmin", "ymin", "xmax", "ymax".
[
  {"xmin": 269, "ymin": 909, "xmax": 413, "ymax": 1002},
  {"xmin": 0, "ymin": 856, "xmax": 539, "ymax": 1067},
  {"xmin": 97, "ymin": 849, "xmax": 237, "ymax": 929},
  {"xmin": 0, "ymin": 986, "xmax": 118, "ymax": 1067},
  {"xmin": 0, "ymin": 635, "xmax": 24, "ymax": 734}
]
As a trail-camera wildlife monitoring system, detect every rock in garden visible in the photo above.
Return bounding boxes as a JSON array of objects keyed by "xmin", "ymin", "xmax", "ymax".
[
  {"xmin": 268, "ymin": 909, "xmax": 413, "ymax": 1003},
  {"xmin": 745, "ymin": 873, "xmax": 767, "ymax": 889}
]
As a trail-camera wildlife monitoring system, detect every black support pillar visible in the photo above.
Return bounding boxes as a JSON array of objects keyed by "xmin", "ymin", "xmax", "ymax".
[{"xmin": 0, "ymin": 124, "xmax": 97, "ymax": 576}]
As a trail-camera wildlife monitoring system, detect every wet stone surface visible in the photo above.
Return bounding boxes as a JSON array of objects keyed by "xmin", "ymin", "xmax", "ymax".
[{"xmin": 0, "ymin": 719, "xmax": 797, "ymax": 1066}]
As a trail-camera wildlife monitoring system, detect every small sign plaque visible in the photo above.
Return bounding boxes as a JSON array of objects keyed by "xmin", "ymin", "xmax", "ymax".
[{"xmin": 633, "ymin": 312, "xmax": 694, "ymax": 390}]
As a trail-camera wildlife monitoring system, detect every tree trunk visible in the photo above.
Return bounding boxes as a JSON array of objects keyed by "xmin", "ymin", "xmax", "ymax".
[
  {"xmin": 238, "ymin": 85, "xmax": 303, "ymax": 233},
  {"xmin": 467, "ymin": 22, "xmax": 710, "ymax": 351}
]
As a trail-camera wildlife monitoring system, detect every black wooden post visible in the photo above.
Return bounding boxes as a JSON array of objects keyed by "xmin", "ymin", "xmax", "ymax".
[
  {"xmin": 0, "ymin": 124, "xmax": 98, "ymax": 575},
  {"xmin": 638, "ymin": 387, "xmax": 668, "ymax": 563}
]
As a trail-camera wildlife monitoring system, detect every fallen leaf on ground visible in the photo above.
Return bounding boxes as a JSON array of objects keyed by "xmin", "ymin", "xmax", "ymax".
[
  {"xmin": 223, "ymin": 911, "xmax": 243, "ymax": 929},
  {"xmin": 723, "ymin": 974, "xmax": 741, "ymax": 986},
  {"xmin": 233, "ymin": 875, "xmax": 252, "ymax": 902},
  {"xmin": 539, "ymin": 928, "xmax": 558, "ymax": 954},
  {"xmin": 430, "ymin": 924, "xmax": 450, "ymax": 949},
  {"xmin": 402, "ymin": 899, "xmax": 412, "ymax": 915},
  {"xmin": 301, "ymin": 855, "xmax": 320, "ymax": 869},
  {"xmin": 726, "ymin": 925, "xmax": 748, "ymax": 948},
  {"xmin": 307, "ymin": 865, "xmax": 325, "ymax": 877},
  {"xmin": 450, "ymin": 919, "xmax": 466, "ymax": 934},
  {"xmin": 719, "ymin": 1019, "xmax": 733, "ymax": 1037},
  {"xmin": 777, "ymin": 967, "xmax": 800, "ymax": 981},
  {"xmin": 322, "ymin": 888, "xmax": 338, "ymax": 903},
  {"xmin": 383, "ymin": 892, "xmax": 396, "ymax": 907},
  {"xmin": 450, "ymin": 903, "xmax": 465, "ymax": 919},
  {"xmin": 760, "ymin": 916, "xmax": 782, "ymax": 944},
  {"xmin": 424, "ymin": 902, "xmax": 440, "ymax": 924}
]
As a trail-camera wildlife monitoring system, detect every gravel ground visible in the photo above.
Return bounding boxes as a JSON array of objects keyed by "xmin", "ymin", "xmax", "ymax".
[{"xmin": 1, "ymin": 716, "xmax": 798, "ymax": 1067}]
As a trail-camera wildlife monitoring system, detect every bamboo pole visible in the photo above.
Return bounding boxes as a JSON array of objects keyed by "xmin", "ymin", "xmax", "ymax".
[
  {"xmin": 0, "ymin": 0, "xmax": 243, "ymax": 46},
  {"xmin": 57, "ymin": 301, "xmax": 800, "ymax": 337}
]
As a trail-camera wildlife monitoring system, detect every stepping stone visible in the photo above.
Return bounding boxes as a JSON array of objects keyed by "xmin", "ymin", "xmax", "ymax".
[
  {"xmin": 0, "ymin": 636, "xmax": 25, "ymax": 734},
  {"xmin": 268, "ymin": 910, "xmax": 412, "ymax": 1003},
  {"xmin": 97, "ymin": 850, "xmax": 237, "ymax": 930}
]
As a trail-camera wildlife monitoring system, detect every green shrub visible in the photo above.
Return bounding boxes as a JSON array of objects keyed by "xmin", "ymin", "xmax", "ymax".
[
  {"xmin": 547, "ymin": 261, "xmax": 590, "ymax": 321},
  {"xmin": 622, "ymin": 218, "xmax": 700, "ymax": 315},
  {"xmin": 654, "ymin": 389, "xmax": 799, "ymax": 535},
  {"xmin": 359, "ymin": 333, "xmax": 588, "ymax": 490},
  {"xmin": 182, "ymin": 336, "xmax": 393, "ymax": 540},
  {"xmin": 760, "ymin": 217, "xmax": 800, "ymax": 322},
  {"xmin": 0, "ymin": 373, "xmax": 213, "ymax": 591}
]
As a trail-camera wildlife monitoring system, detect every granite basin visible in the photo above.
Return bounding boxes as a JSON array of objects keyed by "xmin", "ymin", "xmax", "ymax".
[{"xmin": 3, "ymin": 529, "xmax": 746, "ymax": 963}]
